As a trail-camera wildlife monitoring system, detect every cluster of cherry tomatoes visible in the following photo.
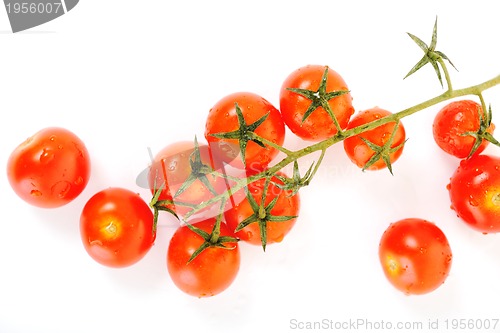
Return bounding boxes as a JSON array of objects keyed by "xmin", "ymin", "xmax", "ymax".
[{"xmin": 6, "ymin": 64, "xmax": 500, "ymax": 298}]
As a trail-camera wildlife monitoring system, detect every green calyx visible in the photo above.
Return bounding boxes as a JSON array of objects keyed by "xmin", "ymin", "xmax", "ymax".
[
  {"xmin": 360, "ymin": 121, "xmax": 407, "ymax": 175},
  {"xmin": 174, "ymin": 136, "xmax": 217, "ymax": 198},
  {"xmin": 185, "ymin": 200, "xmax": 239, "ymax": 264},
  {"xmin": 286, "ymin": 66, "xmax": 349, "ymax": 132},
  {"xmin": 209, "ymin": 103, "xmax": 269, "ymax": 168},
  {"xmin": 404, "ymin": 17, "xmax": 457, "ymax": 88},
  {"xmin": 235, "ymin": 178, "xmax": 297, "ymax": 251},
  {"xmin": 274, "ymin": 160, "xmax": 314, "ymax": 196},
  {"xmin": 463, "ymin": 103, "xmax": 500, "ymax": 158}
]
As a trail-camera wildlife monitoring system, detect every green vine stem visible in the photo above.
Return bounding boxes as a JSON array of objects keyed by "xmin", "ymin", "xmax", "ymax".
[
  {"xmin": 438, "ymin": 57, "xmax": 453, "ymax": 92},
  {"xmin": 180, "ymin": 73, "xmax": 500, "ymax": 220}
]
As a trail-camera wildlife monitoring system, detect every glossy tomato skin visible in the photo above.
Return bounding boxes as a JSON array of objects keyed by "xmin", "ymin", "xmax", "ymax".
[
  {"xmin": 7, "ymin": 127, "xmax": 91, "ymax": 208},
  {"xmin": 279, "ymin": 64, "xmax": 354, "ymax": 141},
  {"xmin": 448, "ymin": 154, "xmax": 500, "ymax": 233},
  {"xmin": 148, "ymin": 141, "xmax": 228, "ymax": 218},
  {"xmin": 205, "ymin": 92, "xmax": 285, "ymax": 171},
  {"xmin": 224, "ymin": 171, "xmax": 300, "ymax": 246},
  {"xmin": 167, "ymin": 218, "xmax": 240, "ymax": 298},
  {"xmin": 80, "ymin": 188, "xmax": 156, "ymax": 268},
  {"xmin": 433, "ymin": 100, "xmax": 494, "ymax": 158},
  {"xmin": 343, "ymin": 107, "xmax": 406, "ymax": 170},
  {"xmin": 379, "ymin": 218, "xmax": 452, "ymax": 295}
]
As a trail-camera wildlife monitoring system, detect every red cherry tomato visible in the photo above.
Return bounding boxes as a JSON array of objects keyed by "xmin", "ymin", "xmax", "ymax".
[
  {"xmin": 148, "ymin": 140, "xmax": 229, "ymax": 218},
  {"xmin": 433, "ymin": 100, "xmax": 494, "ymax": 158},
  {"xmin": 378, "ymin": 218, "xmax": 453, "ymax": 295},
  {"xmin": 279, "ymin": 64, "xmax": 354, "ymax": 141},
  {"xmin": 7, "ymin": 127, "xmax": 91, "ymax": 208},
  {"xmin": 80, "ymin": 187, "xmax": 156, "ymax": 268},
  {"xmin": 167, "ymin": 218, "xmax": 240, "ymax": 297},
  {"xmin": 448, "ymin": 154, "xmax": 500, "ymax": 233},
  {"xmin": 343, "ymin": 107, "xmax": 406, "ymax": 171},
  {"xmin": 224, "ymin": 171, "xmax": 300, "ymax": 247},
  {"xmin": 205, "ymin": 92, "xmax": 285, "ymax": 171}
]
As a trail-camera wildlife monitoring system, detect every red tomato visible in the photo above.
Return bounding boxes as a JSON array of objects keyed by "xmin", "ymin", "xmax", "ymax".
[
  {"xmin": 279, "ymin": 64, "xmax": 354, "ymax": 141},
  {"xmin": 7, "ymin": 127, "xmax": 91, "ymax": 208},
  {"xmin": 433, "ymin": 100, "xmax": 494, "ymax": 158},
  {"xmin": 448, "ymin": 154, "xmax": 500, "ymax": 233},
  {"xmin": 343, "ymin": 107, "xmax": 406, "ymax": 171},
  {"xmin": 224, "ymin": 171, "xmax": 300, "ymax": 248},
  {"xmin": 80, "ymin": 187, "xmax": 155, "ymax": 268},
  {"xmin": 204, "ymin": 92, "xmax": 285, "ymax": 171},
  {"xmin": 378, "ymin": 218, "xmax": 453, "ymax": 295},
  {"xmin": 167, "ymin": 218, "xmax": 240, "ymax": 297},
  {"xmin": 148, "ymin": 141, "xmax": 229, "ymax": 218}
]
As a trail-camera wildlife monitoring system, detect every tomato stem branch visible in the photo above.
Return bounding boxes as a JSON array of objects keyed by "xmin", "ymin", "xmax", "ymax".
[
  {"xmin": 438, "ymin": 58, "xmax": 453, "ymax": 92},
  {"xmin": 180, "ymin": 73, "xmax": 500, "ymax": 220}
]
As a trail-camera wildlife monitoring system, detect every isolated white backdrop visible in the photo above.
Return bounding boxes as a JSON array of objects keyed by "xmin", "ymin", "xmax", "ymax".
[{"xmin": 1, "ymin": 1, "xmax": 500, "ymax": 333}]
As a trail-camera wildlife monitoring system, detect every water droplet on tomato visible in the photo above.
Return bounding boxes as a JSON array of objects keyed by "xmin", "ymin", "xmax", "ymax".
[
  {"xmin": 168, "ymin": 161, "xmax": 177, "ymax": 171},
  {"xmin": 454, "ymin": 112, "xmax": 464, "ymax": 122},
  {"xmin": 446, "ymin": 183, "xmax": 451, "ymax": 191},
  {"xmin": 74, "ymin": 176, "xmax": 84, "ymax": 185},
  {"xmin": 49, "ymin": 135, "xmax": 56, "ymax": 141},
  {"xmin": 39, "ymin": 149, "xmax": 54, "ymax": 164},
  {"xmin": 90, "ymin": 240, "xmax": 103, "ymax": 246},
  {"xmin": 51, "ymin": 181, "xmax": 71, "ymax": 199},
  {"xmin": 468, "ymin": 195, "xmax": 479, "ymax": 207},
  {"xmin": 30, "ymin": 189, "xmax": 42, "ymax": 197}
]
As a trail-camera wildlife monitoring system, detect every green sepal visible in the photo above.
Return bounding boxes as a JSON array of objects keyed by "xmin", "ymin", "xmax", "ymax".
[
  {"xmin": 234, "ymin": 178, "xmax": 297, "ymax": 251},
  {"xmin": 185, "ymin": 202, "xmax": 239, "ymax": 264},
  {"xmin": 174, "ymin": 136, "xmax": 217, "ymax": 198},
  {"xmin": 462, "ymin": 104, "xmax": 500, "ymax": 158},
  {"xmin": 286, "ymin": 66, "xmax": 349, "ymax": 132},
  {"xmin": 359, "ymin": 121, "xmax": 406, "ymax": 175},
  {"xmin": 209, "ymin": 103, "xmax": 269, "ymax": 167},
  {"xmin": 404, "ymin": 17, "xmax": 457, "ymax": 88},
  {"xmin": 274, "ymin": 160, "xmax": 314, "ymax": 196}
]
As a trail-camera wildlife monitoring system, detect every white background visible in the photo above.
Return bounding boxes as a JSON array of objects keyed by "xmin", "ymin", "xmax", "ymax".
[{"xmin": 1, "ymin": 1, "xmax": 500, "ymax": 332}]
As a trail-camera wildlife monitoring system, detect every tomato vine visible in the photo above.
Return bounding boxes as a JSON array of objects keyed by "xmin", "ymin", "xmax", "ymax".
[
  {"xmin": 151, "ymin": 17, "xmax": 500, "ymax": 244},
  {"xmin": 137, "ymin": 18, "xmax": 500, "ymax": 297}
]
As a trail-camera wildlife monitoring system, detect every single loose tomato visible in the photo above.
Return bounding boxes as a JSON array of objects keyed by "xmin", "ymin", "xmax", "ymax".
[
  {"xmin": 343, "ymin": 107, "xmax": 406, "ymax": 171},
  {"xmin": 224, "ymin": 171, "xmax": 300, "ymax": 249},
  {"xmin": 7, "ymin": 127, "xmax": 91, "ymax": 208},
  {"xmin": 148, "ymin": 140, "xmax": 228, "ymax": 218},
  {"xmin": 167, "ymin": 218, "xmax": 240, "ymax": 297},
  {"xmin": 448, "ymin": 154, "xmax": 500, "ymax": 233},
  {"xmin": 433, "ymin": 100, "xmax": 495, "ymax": 158},
  {"xmin": 205, "ymin": 92, "xmax": 285, "ymax": 171},
  {"xmin": 279, "ymin": 64, "xmax": 354, "ymax": 141},
  {"xmin": 379, "ymin": 218, "xmax": 452, "ymax": 295},
  {"xmin": 80, "ymin": 187, "xmax": 155, "ymax": 268}
]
